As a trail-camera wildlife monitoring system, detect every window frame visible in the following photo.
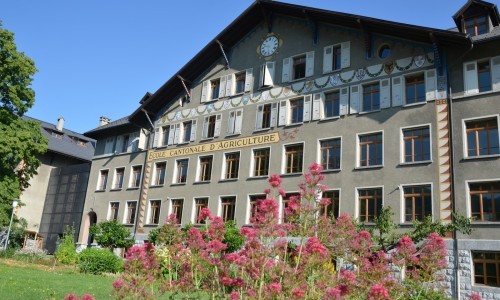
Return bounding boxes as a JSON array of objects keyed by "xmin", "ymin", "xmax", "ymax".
[
  {"xmin": 466, "ymin": 179, "xmax": 500, "ymax": 222},
  {"xmin": 320, "ymin": 189, "xmax": 341, "ymax": 219},
  {"xmin": 193, "ymin": 197, "xmax": 209, "ymax": 224},
  {"xmin": 107, "ymin": 202, "xmax": 120, "ymax": 221},
  {"xmin": 123, "ymin": 200, "xmax": 138, "ymax": 225},
  {"xmin": 222, "ymin": 151, "xmax": 241, "ymax": 180},
  {"xmin": 281, "ymin": 192, "xmax": 300, "ymax": 223},
  {"xmin": 147, "ymin": 199, "xmax": 162, "ymax": 225},
  {"xmin": 170, "ymin": 198, "xmax": 184, "ymax": 224},
  {"xmin": 292, "ymin": 54, "xmax": 307, "ymax": 81},
  {"xmin": 403, "ymin": 71, "xmax": 426, "ymax": 105},
  {"xmin": 152, "ymin": 161, "xmax": 167, "ymax": 186},
  {"xmin": 128, "ymin": 165, "xmax": 143, "ymax": 189},
  {"xmin": 219, "ymin": 195, "xmax": 237, "ymax": 223},
  {"xmin": 464, "ymin": 15, "xmax": 488, "ymax": 37},
  {"xmin": 472, "ymin": 251, "xmax": 500, "ymax": 287},
  {"xmin": 318, "ymin": 137, "xmax": 342, "ymax": 172},
  {"xmin": 234, "ymin": 71, "xmax": 247, "ymax": 95},
  {"xmin": 355, "ymin": 186, "xmax": 384, "ymax": 223},
  {"xmin": 196, "ymin": 155, "xmax": 213, "ymax": 182},
  {"xmin": 400, "ymin": 183, "xmax": 433, "ymax": 223},
  {"xmin": 462, "ymin": 115, "xmax": 500, "ymax": 159},
  {"xmin": 282, "ymin": 142, "xmax": 304, "ymax": 175},
  {"xmin": 96, "ymin": 169, "xmax": 109, "ymax": 191},
  {"xmin": 111, "ymin": 167, "xmax": 125, "ymax": 190},
  {"xmin": 361, "ymin": 81, "xmax": 381, "ymax": 113},
  {"xmin": 173, "ymin": 158, "xmax": 189, "ymax": 184},
  {"xmin": 356, "ymin": 131, "xmax": 384, "ymax": 168},
  {"xmin": 247, "ymin": 194, "xmax": 266, "ymax": 224},
  {"xmin": 400, "ymin": 124, "xmax": 432, "ymax": 164},
  {"xmin": 250, "ymin": 147, "xmax": 271, "ymax": 178}
]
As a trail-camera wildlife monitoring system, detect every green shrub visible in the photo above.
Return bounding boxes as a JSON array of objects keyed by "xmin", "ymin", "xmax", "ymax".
[
  {"xmin": 0, "ymin": 248, "xmax": 16, "ymax": 258},
  {"xmin": 90, "ymin": 220, "xmax": 134, "ymax": 250},
  {"xmin": 224, "ymin": 221, "xmax": 244, "ymax": 253},
  {"xmin": 78, "ymin": 248, "xmax": 123, "ymax": 275},
  {"xmin": 12, "ymin": 248, "xmax": 50, "ymax": 264},
  {"xmin": 54, "ymin": 226, "xmax": 77, "ymax": 265}
]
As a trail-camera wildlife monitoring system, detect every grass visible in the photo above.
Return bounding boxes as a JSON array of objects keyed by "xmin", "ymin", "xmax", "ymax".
[{"xmin": 0, "ymin": 259, "xmax": 117, "ymax": 300}]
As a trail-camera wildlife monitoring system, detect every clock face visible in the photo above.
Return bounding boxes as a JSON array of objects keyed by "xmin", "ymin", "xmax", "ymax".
[{"xmin": 260, "ymin": 35, "xmax": 279, "ymax": 57}]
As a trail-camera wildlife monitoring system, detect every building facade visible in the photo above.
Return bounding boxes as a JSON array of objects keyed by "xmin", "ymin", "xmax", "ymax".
[{"xmin": 79, "ymin": 1, "xmax": 500, "ymax": 298}]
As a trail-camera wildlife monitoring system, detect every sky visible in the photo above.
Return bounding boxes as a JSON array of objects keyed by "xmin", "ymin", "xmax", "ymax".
[{"xmin": 1, "ymin": 0, "xmax": 493, "ymax": 133}]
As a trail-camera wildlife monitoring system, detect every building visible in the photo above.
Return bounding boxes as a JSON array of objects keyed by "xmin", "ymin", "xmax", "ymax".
[
  {"xmin": 18, "ymin": 116, "xmax": 95, "ymax": 253},
  {"xmin": 79, "ymin": 0, "xmax": 500, "ymax": 298}
]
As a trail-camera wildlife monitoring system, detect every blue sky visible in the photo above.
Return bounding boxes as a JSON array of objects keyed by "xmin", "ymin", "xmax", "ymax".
[{"xmin": 1, "ymin": 0, "xmax": 486, "ymax": 133}]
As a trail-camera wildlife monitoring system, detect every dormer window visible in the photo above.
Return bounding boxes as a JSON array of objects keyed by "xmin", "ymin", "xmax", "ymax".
[{"xmin": 465, "ymin": 15, "xmax": 488, "ymax": 36}]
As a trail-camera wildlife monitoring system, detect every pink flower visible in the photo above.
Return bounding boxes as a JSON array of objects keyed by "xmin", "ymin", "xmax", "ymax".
[
  {"xmin": 278, "ymin": 188, "xmax": 286, "ymax": 197},
  {"xmin": 64, "ymin": 295, "xmax": 79, "ymax": 300},
  {"xmin": 81, "ymin": 295, "xmax": 95, "ymax": 300},
  {"xmin": 264, "ymin": 188, "xmax": 271, "ymax": 195},
  {"xmin": 112, "ymin": 279, "xmax": 124, "ymax": 290},
  {"xmin": 292, "ymin": 288, "xmax": 305, "ymax": 298},
  {"xmin": 269, "ymin": 282, "xmax": 281, "ymax": 294},
  {"xmin": 319, "ymin": 197, "xmax": 331, "ymax": 206},
  {"xmin": 325, "ymin": 287, "xmax": 342, "ymax": 298},
  {"xmin": 305, "ymin": 237, "xmax": 327, "ymax": 257},
  {"xmin": 308, "ymin": 162, "xmax": 323, "ymax": 175},
  {"xmin": 206, "ymin": 240, "xmax": 227, "ymax": 253},
  {"xmin": 198, "ymin": 207, "xmax": 212, "ymax": 222},
  {"xmin": 221, "ymin": 277, "xmax": 234, "ymax": 287},
  {"xmin": 268, "ymin": 174, "xmax": 282, "ymax": 187},
  {"xmin": 367, "ymin": 284, "xmax": 390, "ymax": 300},
  {"xmin": 470, "ymin": 293, "xmax": 483, "ymax": 300},
  {"xmin": 340, "ymin": 269, "xmax": 356, "ymax": 284},
  {"xmin": 230, "ymin": 291, "xmax": 240, "ymax": 300}
]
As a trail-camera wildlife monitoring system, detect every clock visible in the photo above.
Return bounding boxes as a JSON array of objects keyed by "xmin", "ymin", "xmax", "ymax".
[{"xmin": 259, "ymin": 34, "xmax": 280, "ymax": 57}]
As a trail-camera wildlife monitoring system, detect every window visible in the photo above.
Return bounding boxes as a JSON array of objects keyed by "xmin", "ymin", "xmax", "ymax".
[
  {"xmin": 198, "ymin": 156, "xmax": 213, "ymax": 182},
  {"xmin": 469, "ymin": 181, "xmax": 500, "ymax": 222},
  {"xmin": 256, "ymin": 103, "xmax": 277, "ymax": 130},
  {"xmin": 358, "ymin": 132, "xmax": 383, "ymax": 167},
  {"xmin": 289, "ymin": 98, "xmax": 304, "ymax": 124},
  {"xmin": 477, "ymin": 60, "xmax": 492, "ymax": 93},
  {"xmin": 224, "ymin": 152, "xmax": 240, "ymax": 179},
  {"xmin": 405, "ymin": 73, "xmax": 425, "ymax": 104},
  {"xmin": 252, "ymin": 148, "xmax": 270, "ymax": 177},
  {"xmin": 465, "ymin": 16, "xmax": 488, "ymax": 36},
  {"xmin": 293, "ymin": 55, "xmax": 306, "ymax": 80},
  {"xmin": 104, "ymin": 137, "xmax": 116, "ymax": 154},
  {"xmin": 235, "ymin": 72, "xmax": 246, "ymax": 94},
  {"xmin": 282, "ymin": 193, "xmax": 299, "ymax": 223},
  {"xmin": 161, "ymin": 126, "xmax": 170, "ymax": 146},
  {"xmin": 113, "ymin": 168, "xmax": 125, "ymax": 189},
  {"xmin": 153, "ymin": 162, "xmax": 166, "ymax": 186},
  {"xmin": 324, "ymin": 91, "xmax": 340, "ymax": 118},
  {"xmin": 472, "ymin": 251, "xmax": 500, "ymax": 287},
  {"xmin": 149, "ymin": 200, "xmax": 161, "ymax": 225},
  {"xmin": 220, "ymin": 196, "xmax": 236, "ymax": 222},
  {"xmin": 260, "ymin": 61, "xmax": 275, "ymax": 87},
  {"xmin": 97, "ymin": 170, "xmax": 108, "ymax": 191},
  {"xmin": 402, "ymin": 126, "xmax": 431, "ymax": 163},
  {"xmin": 227, "ymin": 110, "xmax": 243, "ymax": 135},
  {"xmin": 464, "ymin": 57, "xmax": 500, "ymax": 95},
  {"xmin": 362, "ymin": 82, "xmax": 380, "ymax": 112},
  {"xmin": 121, "ymin": 135, "xmax": 129, "ymax": 153},
  {"xmin": 108, "ymin": 202, "xmax": 119, "ymax": 221},
  {"xmin": 378, "ymin": 45, "xmax": 391, "ymax": 59},
  {"xmin": 332, "ymin": 46, "xmax": 342, "ymax": 71},
  {"xmin": 210, "ymin": 79, "xmax": 220, "ymax": 100},
  {"xmin": 194, "ymin": 198, "xmax": 209, "ymax": 224},
  {"xmin": 403, "ymin": 185, "xmax": 432, "ymax": 222},
  {"xmin": 465, "ymin": 118, "xmax": 500, "ymax": 157},
  {"xmin": 320, "ymin": 138, "xmax": 341, "ymax": 171},
  {"xmin": 323, "ymin": 42, "xmax": 350, "ymax": 74},
  {"xmin": 175, "ymin": 159, "xmax": 189, "ymax": 183},
  {"xmin": 249, "ymin": 194, "xmax": 266, "ymax": 222},
  {"xmin": 358, "ymin": 188, "xmax": 383, "ymax": 222},
  {"xmin": 125, "ymin": 201, "xmax": 137, "ymax": 225},
  {"xmin": 284, "ymin": 144, "xmax": 303, "ymax": 174},
  {"xmin": 171, "ymin": 199, "xmax": 183, "ymax": 224},
  {"xmin": 182, "ymin": 121, "xmax": 192, "ymax": 143},
  {"xmin": 130, "ymin": 166, "xmax": 142, "ymax": 188},
  {"xmin": 321, "ymin": 190, "xmax": 339, "ymax": 218},
  {"xmin": 202, "ymin": 115, "xmax": 221, "ymax": 139}
]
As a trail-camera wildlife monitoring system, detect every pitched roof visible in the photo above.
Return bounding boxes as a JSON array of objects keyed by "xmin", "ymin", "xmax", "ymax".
[
  {"xmin": 23, "ymin": 116, "xmax": 96, "ymax": 162},
  {"xmin": 128, "ymin": 0, "xmax": 471, "ymax": 122}
]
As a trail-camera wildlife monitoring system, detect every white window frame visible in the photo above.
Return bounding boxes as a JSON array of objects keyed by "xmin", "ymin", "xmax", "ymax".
[
  {"xmin": 280, "ymin": 191, "xmax": 299, "ymax": 224},
  {"xmin": 249, "ymin": 146, "xmax": 272, "ymax": 178},
  {"xmin": 281, "ymin": 141, "xmax": 305, "ymax": 175},
  {"xmin": 462, "ymin": 114, "xmax": 500, "ymax": 159},
  {"xmin": 128, "ymin": 164, "xmax": 143, "ymax": 188},
  {"xmin": 323, "ymin": 41, "xmax": 350, "ymax": 74},
  {"xmin": 146, "ymin": 199, "xmax": 162, "ymax": 225},
  {"xmin": 317, "ymin": 136, "xmax": 342, "ymax": 171},
  {"xmin": 221, "ymin": 150, "xmax": 241, "ymax": 180},
  {"xmin": 354, "ymin": 186, "xmax": 384, "ymax": 222},
  {"xmin": 320, "ymin": 189, "xmax": 342, "ymax": 218},
  {"xmin": 227, "ymin": 109, "xmax": 243, "ymax": 136},
  {"xmin": 192, "ymin": 196, "xmax": 210, "ymax": 224},
  {"xmin": 282, "ymin": 51, "xmax": 315, "ymax": 83},
  {"xmin": 196, "ymin": 155, "xmax": 214, "ymax": 182},
  {"xmin": 107, "ymin": 201, "xmax": 120, "ymax": 221},
  {"xmin": 202, "ymin": 114, "xmax": 222, "ymax": 140},
  {"xmin": 96, "ymin": 169, "xmax": 109, "ymax": 191},
  {"xmin": 399, "ymin": 183, "xmax": 433, "ymax": 224},
  {"xmin": 246, "ymin": 193, "xmax": 266, "ymax": 224},
  {"xmin": 233, "ymin": 69, "xmax": 253, "ymax": 95},
  {"xmin": 169, "ymin": 198, "xmax": 184, "ymax": 223},
  {"xmin": 356, "ymin": 130, "xmax": 384, "ymax": 168},
  {"xmin": 179, "ymin": 119, "xmax": 197, "ymax": 144},
  {"xmin": 463, "ymin": 56, "xmax": 500, "ymax": 95},
  {"xmin": 173, "ymin": 158, "xmax": 189, "ymax": 184},
  {"xmin": 465, "ymin": 178, "xmax": 500, "ymax": 220},
  {"xmin": 111, "ymin": 166, "xmax": 126, "ymax": 190},
  {"xmin": 399, "ymin": 124, "xmax": 433, "ymax": 164},
  {"xmin": 123, "ymin": 200, "xmax": 138, "ymax": 225},
  {"xmin": 278, "ymin": 95, "xmax": 312, "ymax": 126},
  {"xmin": 358, "ymin": 80, "xmax": 383, "ymax": 114},
  {"xmin": 152, "ymin": 161, "xmax": 167, "ymax": 186},
  {"xmin": 218, "ymin": 195, "xmax": 237, "ymax": 222},
  {"xmin": 255, "ymin": 102, "xmax": 278, "ymax": 131}
]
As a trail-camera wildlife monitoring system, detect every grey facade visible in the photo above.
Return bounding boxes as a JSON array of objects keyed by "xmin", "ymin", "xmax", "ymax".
[{"xmin": 79, "ymin": 1, "xmax": 500, "ymax": 298}]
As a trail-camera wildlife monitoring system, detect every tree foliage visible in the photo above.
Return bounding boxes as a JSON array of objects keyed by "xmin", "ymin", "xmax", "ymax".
[
  {"xmin": 89, "ymin": 220, "xmax": 134, "ymax": 250},
  {"xmin": 0, "ymin": 22, "xmax": 47, "ymax": 226}
]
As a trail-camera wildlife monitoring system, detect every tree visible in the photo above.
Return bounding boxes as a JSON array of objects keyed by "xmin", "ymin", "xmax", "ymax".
[
  {"xmin": 90, "ymin": 220, "xmax": 134, "ymax": 250},
  {"xmin": 0, "ymin": 22, "xmax": 47, "ymax": 227}
]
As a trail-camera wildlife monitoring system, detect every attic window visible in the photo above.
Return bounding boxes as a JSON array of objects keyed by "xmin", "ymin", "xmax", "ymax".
[
  {"xmin": 51, "ymin": 131, "xmax": 63, "ymax": 139},
  {"xmin": 378, "ymin": 45, "xmax": 391, "ymax": 59},
  {"xmin": 465, "ymin": 16, "xmax": 488, "ymax": 36}
]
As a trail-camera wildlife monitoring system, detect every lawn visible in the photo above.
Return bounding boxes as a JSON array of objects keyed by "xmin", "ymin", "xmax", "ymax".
[{"xmin": 0, "ymin": 259, "xmax": 116, "ymax": 300}]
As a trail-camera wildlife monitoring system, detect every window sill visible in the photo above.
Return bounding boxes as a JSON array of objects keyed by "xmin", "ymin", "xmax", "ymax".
[
  {"xmin": 123, "ymin": 224, "xmax": 134, "ymax": 227},
  {"xmin": 110, "ymin": 188, "xmax": 123, "ymax": 192},
  {"xmin": 95, "ymin": 189, "xmax": 106, "ymax": 193},
  {"xmin": 194, "ymin": 180, "xmax": 211, "ymax": 185},
  {"xmin": 258, "ymin": 86, "xmax": 273, "ymax": 91},
  {"xmin": 358, "ymin": 109, "xmax": 381, "ymax": 115},
  {"xmin": 280, "ymin": 172, "xmax": 303, "ymax": 177},
  {"xmin": 455, "ymin": 89, "xmax": 500, "ymax": 100},
  {"xmin": 253, "ymin": 127, "xmax": 271, "ymax": 133},
  {"xmin": 318, "ymin": 116, "xmax": 341, "ymax": 122},
  {"xmin": 176, "ymin": 142, "xmax": 190, "ymax": 146},
  {"xmin": 219, "ymin": 178, "xmax": 239, "ymax": 182},
  {"xmin": 143, "ymin": 224, "xmax": 159, "ymax": 227},
  {"xmin": 289, "ymin": 77, "xmax": 307, "ymax": 83},
  {"xmin": 171, "ymin": 183, "xmax": 187, "ymax": 186},
  {"xmin": 354, "ymin": 165, "xmax": 383, "ymax": 170},
  {"xmin": 155, "ymin": 145, "xmax": 169, "ymax": 149},
  {"xmin": 462, "ymin": 154, "xmax": 500, "ymax": 161},
  {"xmin": 226, "ymin": 133, "xmax": 241, "ymax": 137},
  {"xmin": 200, "ymin": 137, "xmax": 215, "ymax": 142},
  {"xmin": 127, "ymin": 187, "xmax": 140, "ymax": 190},
  {"xmin": 284, "ymin": 123, "xmax": 303, "ymax": 128},
  {"xmin": 322, "ymin": 68, "xmax": 342, "ymax": 76},
  {"xmin": 202, "ymin": 99, "xmax": 219, "ymax": 104},
  {"xmin": 247, "ymin": 176, "xmax": 269, "ymax": 180},
  {"xmin": 398, "ymin": 160, "xmax": 432, "ymax": 166},
  {"xmin": 149, "ymin": 184, "xmax": 165, "ymax": 188},
  {"xmin": 321, "ymin": 169, "xmax": 341, "ymax": 173},
  {"xmin": 403, "ymin": 101, "xmax": 426, "ymax": 108}
]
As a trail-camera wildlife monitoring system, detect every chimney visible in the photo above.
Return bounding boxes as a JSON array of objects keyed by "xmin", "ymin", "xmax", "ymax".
[
  {"xmin": 56, "ymin": 117, "xmax": 64, "ymax": 131},
  {"xmin": 99, "ymin": 116, "xmax": 111, "ymax": 127}
]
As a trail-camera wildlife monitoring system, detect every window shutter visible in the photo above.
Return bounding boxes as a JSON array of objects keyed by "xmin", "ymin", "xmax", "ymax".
[
  {"xmin": 219, "ymin": 76, "xmax": 226, "ymax": 98},
  {"xmin": 312, "ymin": 93, "xmax": 323, "ymax": 120},
  {"xmin": 115, "ymin": 135, "xmax": 124, "ymax": 153},
  {"xmin": 130, "ymin": 132, "xmax": 139, "ymax": 152},
  {"xmin": 214, "ymin": 114, "xmax": 222, "ymax": 137},
  {"xmin": 464, "ymin": 61, "xmax": 479, "ymax": 95},
  {"xmin": 256, "ymin": 105, "xmax": 263, "ymax": 130},
  {"xmin": 392, "ymin": 76, "xmax": 403, "ymax": 107},
  {"xmin": 168, "ymin": 125, "xmax": 175, "ymax": 145},
  {"xmin": 190, "ymin": 120, "xmax": 197, "ymax": 141},
  {"xmin": 341, "ymin": 41, "xmax": 350, "ymax": 68},
  {"xmin": 339, "ymin": 87, "xmax": 349, "ymax": 115},
  {"xmin": 282, "ymin": 57, "xmax": 291, "ymax": 83},
  {"xmin": 425, "ymin": 69, "xmax": 437, "ymax": 101},
  {"xmin": 153, "ymin": 128, "xmax": 160, "ymax": 148},
  {"xmin": 349, "ymin": 85, "xmax": 360, "ymax": 114},
  {"xmin": 225, "ymin": 74, "xmax": 234, "ymax": 96},
  {"xmin": 244, "ymin": 68, "xmax": 253, "ymax": 92},
  {"xmin": 234, "ymin": 110, "xmax": 243, "ymax": 134},
  {"xmin": 303, "ymin": 95, "xmax": 312, "ymax": 121},
  {"xmin": 271, "ymin": 103, "xmax": 278, "ymax": 127},
  {"xmin": 228, "ymin": 111, "xmax": 235, "ymax": 134},
  {"xmin": 202, "ymin": 116, "xmax": 209, "ymax": 139},
  {"xmin": 173, "ymin": 123, "xmax": 180, "ymax": 144},
  {"xmin": 259, "ymin": 63, "xmax": 265, "ymax": 87},
  {"xmin": 278, "ymin": 100, "xmax": 288, "ymax": 126},
  {"xmin": 306, "ymin": 51, "xmax": 315, "ymax": 77},
  {"xmin": 491, "ymin": 56, "xmax": 500, "ymax": 91},
  {"xmin": 323, "ymin": 46, "xmax": 333, "ymax": 74},
  {"xmin": 380, "ymin": 79, "xmax": 391, "ymax": 108},
  {"xmin": 138, "ymin": 130, "xmax": 146, "ymax": 150},
  {"xmin": 264, "ymin": 62, "xmax": 275, "ymax": 86},
  {"xmin": 201, "ymin": 80, "xmax": 209, "ymax": 102}
]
